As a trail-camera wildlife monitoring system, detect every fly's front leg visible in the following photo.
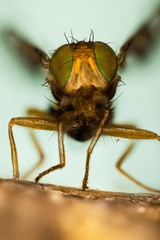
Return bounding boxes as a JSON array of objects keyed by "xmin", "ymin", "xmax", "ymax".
[
  {"xmin": 118, "ymin": 8, "xmax": 160, "ymax": 68},
  {"xmin": 35, "ymin": 121, "xmax": 65, "ymax": 182},
  {"xmin": 82, "ymin": 110, "xmax": 109, "ymax": 190},
  {"xmin": 22, "ymin": 108, "xmax": 57, "ymax": 179},
  {"xmin": 8, "ymin": 117, "xmax": 58, "ymax": 180},
  {"xmin": 103, "ymin": 124, "xmax": 160, "ymax": 193}
]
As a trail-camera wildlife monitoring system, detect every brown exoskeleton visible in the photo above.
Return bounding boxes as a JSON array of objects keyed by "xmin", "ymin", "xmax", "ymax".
[{"xmin": 8, "ymin": 9, "xmax": 160, "ymax": 191}]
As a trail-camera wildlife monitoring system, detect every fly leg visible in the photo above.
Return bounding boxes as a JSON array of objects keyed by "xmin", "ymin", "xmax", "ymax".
[
  {"xmin": 103, "ymin": 124, "xmax": 160, "ymax": 193},
  {"xmin": 82, "ymin": 110, "xmax": 109, "ymax": 190},
  {"xmin": 8, "ymin": 117, "xmax": 58, "ymax": 180},
  {"xmin": 118, "ymin": 8, "xmax": 160, "ymax": 68},
  {"xmin": 22, "ymin": 108, "xmax": 57, "ymax": 179},
  {"xmin": 35, "ymin": 121, "xmax": 65, "ymax": 182},
  {"xmin": 115, "ymin": 142, "xmax": 160, "ymax": 193}
]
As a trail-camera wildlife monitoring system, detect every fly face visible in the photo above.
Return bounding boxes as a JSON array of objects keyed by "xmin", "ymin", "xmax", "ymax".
[{"xmin": 50, "ymin": 41, "xmax": 118, "ymax": 93}]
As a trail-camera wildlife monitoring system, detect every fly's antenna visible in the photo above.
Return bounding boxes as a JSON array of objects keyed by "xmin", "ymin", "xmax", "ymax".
[
  {"xmin": 70, "ymin": 29, "xmax": 74, "ymax": 43},
  {"xmin": 64, "ymin": 32, "xmax": 70, "ymax": 44},
  {"xmin": 69, "ymin": 29, "xmax": 79, "ymax": 43},
  {"xmin": 89, "ymin": 29, "xmax": 94, "ymax": 42}
]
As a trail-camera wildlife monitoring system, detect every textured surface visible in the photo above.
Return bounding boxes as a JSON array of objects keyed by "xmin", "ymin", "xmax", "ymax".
[{"xmin": 0, "ymin": 178, "xmax": 160, "ymax": 240}]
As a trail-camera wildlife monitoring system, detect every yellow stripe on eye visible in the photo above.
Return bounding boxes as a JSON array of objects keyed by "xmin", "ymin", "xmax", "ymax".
[
  {"xmin": 94, "ymin": 42, "xmax": 117, "ymax": 82},
  {"xmin": 51, "ymin": 44, "xmax": 73, "ymax": 87}
]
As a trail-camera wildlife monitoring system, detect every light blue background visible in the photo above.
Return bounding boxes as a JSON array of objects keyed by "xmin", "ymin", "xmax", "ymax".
[{"xmin": 0, "ymin": 0, "xmax": 160, "ymax": 192}]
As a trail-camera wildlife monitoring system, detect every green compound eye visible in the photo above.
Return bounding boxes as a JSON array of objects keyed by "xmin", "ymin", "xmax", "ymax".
[
  {"xmin": 51, "ymin": 45, "xmax": 73, "ymax": 87},
  {"xmin": 94, "ymin": 42, "xmax": 117, "ymax": 82}
]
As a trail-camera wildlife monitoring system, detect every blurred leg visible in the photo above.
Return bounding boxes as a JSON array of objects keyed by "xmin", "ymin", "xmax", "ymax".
[
  {"xmin": 22, "ymin": 108, "xmax": 57, "ymax": 179},
  {"xmin": 103, "ymin": 124, "xmax": 160, "ymax": 192}
]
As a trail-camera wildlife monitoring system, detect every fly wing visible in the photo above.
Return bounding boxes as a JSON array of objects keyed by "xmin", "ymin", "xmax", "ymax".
[
  {"xmin": 118, "ymin": 8, "xmax": 160, "ymax": 68},
  {"xmin": 128, "ymin": 7, "xmax": 160, "ymax": 57},
  {"xmin": 2, "ymin": 30, "xmax": 50, "ymax": 71}
]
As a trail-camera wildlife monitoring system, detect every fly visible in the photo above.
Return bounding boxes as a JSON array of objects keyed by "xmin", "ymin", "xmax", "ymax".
[{"xmin": 8, "ymin": 8, "xmax": 160, "ymax": 191}]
